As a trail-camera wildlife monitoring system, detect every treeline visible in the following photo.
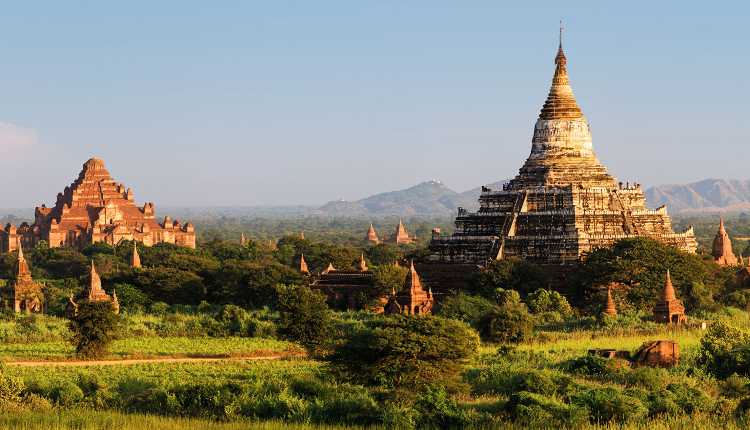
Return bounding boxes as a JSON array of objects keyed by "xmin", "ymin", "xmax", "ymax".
[{"xmin": 0, "ymin": 237, "xmax": 418, "ymax": 316}]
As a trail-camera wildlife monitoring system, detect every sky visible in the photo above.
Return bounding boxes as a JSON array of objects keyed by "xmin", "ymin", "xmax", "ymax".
[{"xmin": 0, "ymin": 1, "xmax": 747, "ymax": 207}]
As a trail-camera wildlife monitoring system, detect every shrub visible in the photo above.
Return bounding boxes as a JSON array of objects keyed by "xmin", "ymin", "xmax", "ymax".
[
  {"xmin": 149, "ymin": 301, "xmax": 170, "ymax": 315},
  {"xmin": 526, "ymin": 289, "xmax": 573, "ymax": 316},
  {"xmin": 478, "ymin": 302, "xmax": 533, "ymax": 344},
  {"xmin": 171, "ymin": 382, "xmax": 243, "ymax": 419},
  {"xmin": 68, "ymin": 300, "xmax": 121, "ymax": 358},
  {"xmin": 0, "ymin": 371, "xmax": 25, "ymax": 405},
  {"xmin": 276, "ymin": 284, "xmax": 334, "ymax": 352},
  {"xmin": 436, "ymin": 293, "xmax": 495, "ymax": 328},
  {"xmin": 49, "ymin": 380, "xmax": 85, "ymax": 407},
  {"xmin": 723, "ymin": 374, "xmax": 750, "ymax": 398},
  {"xmin": 414, "ymin": 386, "xmax": 476, "ymax": 429},
  {"xmin": 505, "ymin": 391, "xmax": 588, "ymax": 428},
  {"xmin": 328, "ymin": 315, "xmax": 479, "ymax": 389},
  {"xmin": 572, "ymin": 387, "xmax": 648, "ymax": 423},
  {"xmin": 696, "ymin": 321, "xmax": 750, "ymax": 377},
  {"xmin": 308, "ymin": 385, "xmax": 381, "ymax": 425}
]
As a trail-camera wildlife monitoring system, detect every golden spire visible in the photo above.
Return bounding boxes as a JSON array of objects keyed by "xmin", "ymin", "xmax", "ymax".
[
  {"xmin": 323, "ymin": 262, "xmax": 335, "ymax": 274},
  {"xmin": 359, "ymin": 253, "xmax": 368, "ymax": 272},
  {"xmin": 539, "ymin": 23, "xmax": 583, "ymax": 120},
  {"xmin": 299, "ymin": 254, "xmax": 309, "ymax": 274}
]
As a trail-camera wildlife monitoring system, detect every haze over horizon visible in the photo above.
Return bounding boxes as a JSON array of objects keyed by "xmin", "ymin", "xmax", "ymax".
[{"xmin": 0, "ymin": 2, "xmax": 747, "ymax": 208}]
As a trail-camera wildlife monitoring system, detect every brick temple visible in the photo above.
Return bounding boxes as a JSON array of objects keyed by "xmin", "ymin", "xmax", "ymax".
[
  {"xmin": 0, "ymin": 157, "xmax": 196, "ymax": 252},
  {"xmin": 429, "ymin": 37, "xmax": 697, "ymax": 264}
]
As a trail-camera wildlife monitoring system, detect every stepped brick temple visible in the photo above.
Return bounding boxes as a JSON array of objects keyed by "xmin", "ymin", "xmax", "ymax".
[
  {"xmin": 1, "ymin": 245, "xmax": 45, "ymax": 313},
  {"xmin": 0, "ymin": 158, "xmax": 196, "ymax": 253},
  {"xmin": 310, "ymin": 258, "xmax": 374, "ymax": 310},
  {"xmin": 712, "ymin": 218, "xmax": 738, "ymax": 266},
  {"xmin": 429, "ymin": 35, "xmax": 696, "ymax": 265}
]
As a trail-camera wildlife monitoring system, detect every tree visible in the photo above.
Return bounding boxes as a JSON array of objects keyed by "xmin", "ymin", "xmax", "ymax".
[
  {"xmin": 478, "ymin": 299, "xmax": 534, "ymax": 344},
  {"xmin": 276, "ymin": 284, "xmax": 334, "ymax": 352},
  {"xmin": 470, "ymin": 258, "xmax": 550, "ymax": 299},
  {"xmin": 328, "ymin": 315, "xmax": 479, "ymax": 389},
  {"xmin": 526, "ymin": 289, "xmax": 573, "ymax": 316},
  {"xmin": 366, "ymin": 244, "xmax": 403, "ymax": 266},
  {"xmin": 372, "ymin": 264, "xmax": 408, "ymax": 298},
  {"xmin": 437, "ymin": 293, "xmax": 496, "ymax": 328},
  {"xmin": 573, "ymin": 238, "xmax": 720, "ymax": 311},
  {"xmin": 68, "ymin": 301, "xmax": 121, "ymax": 358}
]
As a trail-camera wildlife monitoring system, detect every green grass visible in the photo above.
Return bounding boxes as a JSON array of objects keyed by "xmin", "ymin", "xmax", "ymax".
[
  {"xmin": 0, "ymin": 410, "xmax": 364, "ymax": 430},
  {"xmin": 0, "ymin": 336, "xmax": 299, "ymax": 361},
  {"xmin": 6, "ymin": 358, "xmax": 322, "ymax": 388}
]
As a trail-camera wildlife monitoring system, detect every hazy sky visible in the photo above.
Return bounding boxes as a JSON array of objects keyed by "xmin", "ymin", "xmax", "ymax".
[{"xmin": 0, "ymin": 1, "xmax": 747, "ymax": 207}]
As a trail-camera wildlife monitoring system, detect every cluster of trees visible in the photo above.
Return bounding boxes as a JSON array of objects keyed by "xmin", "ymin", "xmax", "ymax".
[{"xmin": 0, "ymin": 236, "xmax": 420, "ymax": 316}]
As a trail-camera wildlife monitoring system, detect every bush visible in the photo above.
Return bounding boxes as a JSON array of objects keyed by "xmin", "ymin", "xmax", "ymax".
[
  {"xmin": 563, "ymin": 355, "xmax": 612, "ymax": 377},
  {"xmin": 328, "ymin": 315, "xmax": 479, "ymax": 389},
  {"xmin": 0, "ymin": 371, "xmax": 25, "ymax": 405},
  {"xmin": 505, "ymin": 391, "xmax": 587, "ymax": 428},
  {"xmin": 49, "ymin": 380, "xmax": 85, "ymax": 407},
  {"xmin": 436, "ymin": 293, "xmax": 495, "ymax": 328},
  {"xmin": 68, "ymin": 300, "xmax": 121, "ymax": 358},
  {"xmin": 696, "ymin": 321, "xmax": 750, "ymax": 377},
  {"xmin": 572, "ymin": 387, "xmax": 648, "ymax": 423},
  {"xmin": 526, "ymin": 289, "xmax": 572, "ymax": 316},
  {"xmin": 478, "ymin": 302, "xmax": 533, "ymax": 344},
  {"xmin": 414, "ymin": 386, "xmax": 476, "ymax": 429},
  {"xmin": 276, "ymin": 284, "xmax": 334, "ymax": 352}
]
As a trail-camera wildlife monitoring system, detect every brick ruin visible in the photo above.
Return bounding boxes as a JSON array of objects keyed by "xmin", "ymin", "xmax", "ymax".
[
  {"xmin": 429, "ymin": 39, "xmax": 697, "ymax": 265},
  {"xmin": 0, "ymin": 157, "xmax": 196, "ymax": 253},
  {"xmin": 66, "ymin": 261, "xmax": 120, "ymax": 316}
]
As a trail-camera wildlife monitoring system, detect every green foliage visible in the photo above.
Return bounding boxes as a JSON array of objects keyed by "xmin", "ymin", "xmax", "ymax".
[
  {"xmin": 471, "ymin": 258, "xmax": 550, "ymax": 299},
  {"xmin": 372, "ymin": 265, "xmax": 408, "ymax": 296},
  {"xmin": 365, "ymin": 244, "xmax": 402, "ymax": 266},
  {"xmin": 478, "ymin": 301, "xmax": 534, "ymax": 344},
  {"xmin": 436, "ymin": 293, "xmax": 495, "ymax": 328},
  {"xmin": 697, "ymin": 321, "xmax": 750, "ymax": 378},
  {"xmin": 113, "ymin": 283, "xmax": 149, "ymax": 313},
  {"xmin": 571, "ymin": 387, "xmax": 648, "ymax": 423},
  {"xmin": 276, "ymin": 285, "xmax": 334, "ymax": 352},
  {"xmin": 328, "ymin": 315, "xmax": 479, "ymax": 389},
  {"xmin": 574, "ymin": 238, "xmax": 720, "ymax": 311},
  {"xmin": 414, "ymin": 385, "xmax": 476, "ymax": 429},
  {"xmin": 526, "ymin": 289, "xmax": 573, "ymax": 316},
  {"xmin": 68, "ymin": 301, "xmax": 121, "ymax": 358}
]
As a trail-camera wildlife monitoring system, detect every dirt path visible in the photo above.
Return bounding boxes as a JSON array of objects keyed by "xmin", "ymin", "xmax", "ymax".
[{"xmin": 5, "ymin": 353, "xmax": 301, "ymax": 367}]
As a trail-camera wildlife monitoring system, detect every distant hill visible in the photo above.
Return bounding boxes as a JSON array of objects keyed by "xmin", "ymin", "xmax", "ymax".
[
  {"xmin": 645, "ymin": 179, "xmax": 750, "ymax": 214},
  {"xmin": 316, "ymin": 179, "xmax": 508, "ymax": 218}
]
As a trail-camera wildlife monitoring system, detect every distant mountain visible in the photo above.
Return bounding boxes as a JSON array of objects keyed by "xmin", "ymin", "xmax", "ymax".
[
  {"xmin": 645, "ymin": 179, "xmax": 750, "ymax": 214},
  {"xmin": 316, "ymin": 179, "xmax": 508, "ymax": 218}
]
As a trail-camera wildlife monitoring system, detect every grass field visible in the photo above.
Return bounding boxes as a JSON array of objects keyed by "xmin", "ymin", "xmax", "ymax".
[
  {"xmin": 0, "ymin": 337, "xmax": 299, "ymax": 361},
  {"xmin": 0, "ymin": 410, "xmax": 363, "ymax": 430}
]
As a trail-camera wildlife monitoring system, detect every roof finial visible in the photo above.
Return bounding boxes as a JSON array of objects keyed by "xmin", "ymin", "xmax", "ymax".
[{"xmin": 559, "ymin": 20, "xmax": 564, "ymax": 49}]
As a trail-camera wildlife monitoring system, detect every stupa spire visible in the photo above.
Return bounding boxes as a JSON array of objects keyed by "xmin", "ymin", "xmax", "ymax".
[
  {"xmin": 15, "ymin": 243, "xmax": 32, "ymax": 281},
  {"xmin": 662, "ymin": 270, "xmax": 676, "ymax": 302},
  {"xmin": 539, "ymin": 24, "xmax": 582, "ymax": 120},
  {"xmin": 713, "ymin": 217, "xmax": 738, "ymax": 266},
  {"xmin": 359, "ymin": 253, "xmax": 368, "ymax": 272},
  {"xmin": 130, "ymin": 242, "xmax": 141, "ymax": 268},
  {"xmin": 603, "ymin": 284, "xmax": 617, "ymax": 317},
  {"xmin": 299, "ymin": 254, "xmax": 309, "ymax": 274}
]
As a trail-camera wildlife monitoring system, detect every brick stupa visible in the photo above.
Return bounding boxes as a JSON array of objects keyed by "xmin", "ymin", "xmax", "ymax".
[
  {"xmin": 429, "ymin": 33, "xmax": 697, "ymax": 264},
  {"xmin": 1, "ymin": 158, "xmax": 195, "ymax": 252},
  {"xmin": 392, "ymin": 220, "xmax": 415, "ymax": 245},
  {"xmin": 366, "ymin": 223, "xmax": 380, "ymax": 244},
  {"xmin": 2, "ymin": 245, "xmax": 45, "ymax": 313},
  {"xmin": 712, "ymin": 218, "xmax": 738, "ymax": 266},
  {"xmin": 384, "ymin": 261, "xmax": 434, "ymax": 315},
  {"xmin": 653, "ymin": 270, "xmax": 685, "ymax": 324}
]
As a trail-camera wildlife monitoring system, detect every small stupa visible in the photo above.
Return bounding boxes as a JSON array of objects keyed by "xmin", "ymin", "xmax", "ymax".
[
  {"xmin": 653, "ymin": 270, "xmax": 685, "ymax": 324},
  {"xmin": 712, "ymin": 218, "xmax": 738, "ymax": 266}
]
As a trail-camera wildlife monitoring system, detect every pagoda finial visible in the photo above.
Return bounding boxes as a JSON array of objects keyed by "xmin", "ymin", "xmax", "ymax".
[
  {"xmin": 359, "ymin": 253, "xmax": 368, "ymax": 272},
  {"xmin": 663, "ymin": 270, "xmax": 676, "ymax": 302},
  {"xmin": 559, "ymin": 20, "xmax": 564, "ymax": 49},
  {"xmin": 130, "ymin": 242, "xmax": 141, "ymax": 268},
  {"xmin": 603, "ymin": 284, "xmax": 617, "ymax": 316},
  {"xmin": 299, "ymin": 254, "xmax": 309, "ymax": 274}
]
